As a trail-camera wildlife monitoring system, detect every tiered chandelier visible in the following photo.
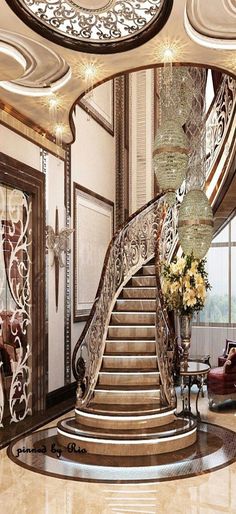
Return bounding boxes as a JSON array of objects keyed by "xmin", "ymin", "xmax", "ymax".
[{"xmin": 153, "ymin": 65, "xmax": 213, "ymax": 260}]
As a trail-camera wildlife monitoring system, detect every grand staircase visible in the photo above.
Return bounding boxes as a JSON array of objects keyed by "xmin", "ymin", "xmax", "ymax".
[{"xmin": 57, "ymin": 252, "xmax": 197, "ymax": 457}]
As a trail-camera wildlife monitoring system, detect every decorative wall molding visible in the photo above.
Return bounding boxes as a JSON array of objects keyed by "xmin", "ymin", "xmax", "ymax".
[
  {"xmin": 115, "ymin": 75, "xmax": 129, "ymax": 227},
  {"xmin": 185, "ymin": 0, "xmax": 236, "ymax": 49},
  {"xmin": 0, "ymin": 101, "xmax": 65, "ymax": 160},
  {"xmin": 73, "ymin": 183, "xmax": 114, "ymax": 322},
  {"xmin": 64, "ymin": 146, "xmax": 72, "ymax": 384},
  {"xmin": 0, "ymin": 29, "xmax": 71, "ymax": 96},
  {"xmin": 78, "ymin": 81, "xmax": 114, "ymax": 135},
  {"xmin": 129, "ymin": 69, "xmax": 155, "ymax": 213}
]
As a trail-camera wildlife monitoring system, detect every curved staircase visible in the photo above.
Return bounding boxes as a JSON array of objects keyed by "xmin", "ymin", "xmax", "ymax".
[{"xmin": 57, "ymin": 253, "xmax": 197, "ymax": 457}]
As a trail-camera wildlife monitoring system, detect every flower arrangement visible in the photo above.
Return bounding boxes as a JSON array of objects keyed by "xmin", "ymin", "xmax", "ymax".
[{"xmin": 160, "ymin": 253, "xmax": 211, "ymax": 316}]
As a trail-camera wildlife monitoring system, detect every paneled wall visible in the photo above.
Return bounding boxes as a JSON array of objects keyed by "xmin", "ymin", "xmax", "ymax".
[
  {"xmin": 129, "ymin": 69, "xmax": 155, "ymax": 213},
  {"xmin": 71, "ymin": 83, "xmax": 116, "ymax": 357}
]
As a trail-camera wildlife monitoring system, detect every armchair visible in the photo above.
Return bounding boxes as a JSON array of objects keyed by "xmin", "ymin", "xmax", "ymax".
[{"xmin": 208, "ymin": 348, "xmax": 236, "ymax": 408}]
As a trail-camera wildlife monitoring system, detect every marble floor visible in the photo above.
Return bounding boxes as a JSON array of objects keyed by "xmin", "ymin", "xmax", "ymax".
[{"xmin": 0, "ymin": 391, "xmax": 236, "ymax": 514}]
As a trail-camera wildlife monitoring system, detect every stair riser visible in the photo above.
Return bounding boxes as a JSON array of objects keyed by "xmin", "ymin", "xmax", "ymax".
[
  {"xmin": 102, "ymin": 356, "xmax": 157, "ymax": 369},
  {"xmin": 57, "ymin": 430, "xmax": 197, "ymax": 456},
  {"xmin": 123, "ymin": 288, "xmax": 156, "ymax": 299},
  {"xmin": 132, "ymin": 276, "xmax": 156, "ymax": 287},
  {"xmin": 143, "ymin": 265, "xmax": 155, "ymax": 275},
  {"xmin": 98, "ymin": 372, "xmax": 160, "ymax": 386},
  {"xmin": 111, "ymin": 312, "xmax": 155, "ymax": 325},
  {"xmin": 105, "ymin": 340, "xmax": 156, "ymax": 354},
  {"xmin": 93, "ymin": 389, "xmax": 160, "ymax": 404},
  {"xmin": 75, "ymin": 411, "xmax": 176, "ymax": 429},
  {"xmin": 108, "ymin": 326, "xmax": 155, "ymax": 339},
  {"xmin": 116, "ymin": 299, "xmax": 156, "ymax": 311}
]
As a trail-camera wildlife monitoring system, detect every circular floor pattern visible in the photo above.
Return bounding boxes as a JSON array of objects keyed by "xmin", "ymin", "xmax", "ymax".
[{"xmin": 7, "ymin": 422, "xmax": 236, "ymax": 483}]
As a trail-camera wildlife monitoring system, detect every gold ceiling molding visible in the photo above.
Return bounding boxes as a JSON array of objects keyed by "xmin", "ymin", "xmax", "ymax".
[
  {"xmin": 185, "ymin": 0, "xmax": 236, "ymax": 49},
  {"xmin": 0, "ymin": 29, "xmax": 71, "ymax": 96},
  {"xmin": 0, "ymin": 103, "xmax": 65, "ymax": 160},
  {"xmin": 5, "ymin": 0, "xmax": 173, "ymax": 53}
]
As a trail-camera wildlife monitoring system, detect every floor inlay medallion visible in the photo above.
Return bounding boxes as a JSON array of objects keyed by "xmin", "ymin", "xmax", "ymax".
[{"xmin": 7, "ymin": 422, "xmax": 236, "ymax": 483}]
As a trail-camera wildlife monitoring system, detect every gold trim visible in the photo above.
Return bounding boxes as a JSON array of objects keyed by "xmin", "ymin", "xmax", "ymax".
[
  {"xmin": 178, "ymin": 219, "xmax": 213, "ymax": 227},
  {"xmin": 153, "ymin": 146, "xmax": 188, "ymax": 156},
  {"xmin": 0, "ymin": 108, "xmax": 65, "ymax": 160}
]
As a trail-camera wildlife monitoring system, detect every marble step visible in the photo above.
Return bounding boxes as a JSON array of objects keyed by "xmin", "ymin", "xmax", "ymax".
[
  {"xmin": 105, "ymin": 340, "xmax": 156, "ymax": 354},
  {"xmin": 57, "ymin": 417, "xmax": 197, "ymax": 456},
  {"xmin": 122, "ymin": 287, "xmax": 156, "ymax": 299},
  {"xmin": 111, "ymin": 311, "xmax": 155, "ymax": 325},
  {"xmin": 131, "ymin": 275, "xmax": 156, "ymax": 287},
  {"xmin": 102, "ymin": 354, "xmax": 157, "ymax": 369},
  {"xmin": 98, "ymin": 370, "xmax": 160, "ymax": 386},
  {"xmin": 115, "ymin": 298, "xmax": 156, "ymax": 312},
  {"xmin": 108, "ymin": 325, "xmax": 155, "ymax": 339},
  {"xmin": 83, "ymin": 402, "xmax": 168, "ymax": 415},
  {"xmin": 91, "ymin": 385, "xmax": 160, "ymax": 404},
  {"xmin": 75, "ymin": 405, "xmax": 176, "ymax": 429},
  {"xmin": 142, "ymin": 265, "xmax": 155, "ymax": 275}
]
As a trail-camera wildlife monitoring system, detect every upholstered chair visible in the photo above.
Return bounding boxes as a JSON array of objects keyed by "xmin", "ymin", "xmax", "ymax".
[{"xmin": 207, "ymin": 348, "xmax": 236, "ymax": 408}]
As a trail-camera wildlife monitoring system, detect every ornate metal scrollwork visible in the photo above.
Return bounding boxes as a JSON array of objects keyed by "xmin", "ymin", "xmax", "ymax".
[
  {"xmin": 6, "ymin": 0, "xmax": 173, "ymax": 53},
  {"xmin": 205, "ymin": 74, "xmax": 236, "ymax": 175},
  {"xmin": 0, "ymin": 187, "xmax": 33, "ymax": 425},
  {"xmin": 73, "ymin": 194, "xmax": 167, "ymax": 407}
]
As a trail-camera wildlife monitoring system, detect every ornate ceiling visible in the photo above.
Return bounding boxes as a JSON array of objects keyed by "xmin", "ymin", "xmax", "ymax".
[
  {"xmin": 0, "ymin": 0, "xmax": 235, "ymax": 142},
  {"xmin": 5, "ymin": 0, "xmax": 173, "ymax": 53},
  {"xmin": 185, "ymin": 0, "xmax": 236, "ymax": 49}
]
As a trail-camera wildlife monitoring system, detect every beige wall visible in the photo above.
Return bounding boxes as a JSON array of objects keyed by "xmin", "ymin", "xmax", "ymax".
[
  {"xmin": 71, "ymin": 90, "xmax": 115, "ymax": 356},
  {"xmin": 0, "ymin": 124, "xmax": 41, "ymax": 170}
]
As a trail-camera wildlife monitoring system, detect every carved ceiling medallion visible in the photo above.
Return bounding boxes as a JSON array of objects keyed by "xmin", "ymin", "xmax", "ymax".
[{"xmin": 5, "ymin": 0, "xmax": 173, "ymax": 53}]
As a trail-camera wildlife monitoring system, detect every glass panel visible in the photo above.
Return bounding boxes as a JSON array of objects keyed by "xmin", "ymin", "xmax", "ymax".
[
  {"xmin": 231, "ymin": 247, "xmax": 236, "ymax": 323},
  {"xmin": 199, "ymin": 246, "xmax": 229, "ymax": 323},
  {"xmin": 0, "ymin": 184, "xmax": 32, "ymax": 425},
  {"xmin": 213, "ymin": 224, "xmax": 229, "ymax": 244}
]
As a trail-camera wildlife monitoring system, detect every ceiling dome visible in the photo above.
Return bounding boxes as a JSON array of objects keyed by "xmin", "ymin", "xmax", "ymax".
[{"xmin": 5, "ymin": 0, "xmax": 173, "ymax": 53}]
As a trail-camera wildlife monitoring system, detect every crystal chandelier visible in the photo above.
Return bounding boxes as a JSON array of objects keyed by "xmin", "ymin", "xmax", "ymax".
[
  {"xmin": 153, "ymin": 119, "xmax": 189, "ymax": 192},
  {"xmin": 178, "ymin": 189, "xmax": 213, "ymax": 259}
]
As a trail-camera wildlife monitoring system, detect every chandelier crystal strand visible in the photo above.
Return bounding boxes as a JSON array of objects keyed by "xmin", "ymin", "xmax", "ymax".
[
  {"xmin": 178, "ymin": 68, "xmax": 214, "ymax": 259},
  {"xmin": 153, "ymin": 66, "xmax": 193, "ymax": 205}
]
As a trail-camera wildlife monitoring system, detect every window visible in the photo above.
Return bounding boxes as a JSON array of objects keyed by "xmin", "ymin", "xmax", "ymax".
[{"xmin": 196, "ymin": 215, "xmax": 236, "ymax": 325}]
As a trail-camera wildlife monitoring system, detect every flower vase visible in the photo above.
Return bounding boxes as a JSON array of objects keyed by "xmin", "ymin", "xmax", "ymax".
[{"xmin": 179, "ymin": 314, "xmax": 192, "ymax": 370}]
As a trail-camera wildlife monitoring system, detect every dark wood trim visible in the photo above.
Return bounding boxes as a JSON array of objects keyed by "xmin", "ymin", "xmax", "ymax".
[
  {"xmin": 74, "ymin": 183, "xmax": 114, "ymax": 208},
  {"xmin": 0, "ymin": 398, "xmax": 74, "ymax": 450},
  {"xmin": 78, "ymin": 80, "xmax": 114, "ymax": 136},
  {"xmin": 0, "ymin": 152, "xmax": 46, "ymax": 415},
  {"xmin": 46, "ymin": 381, "xmax": 76, "ymax": 409},
  {"xmin": 73, "ymin": 182, "xmax": 114, "ymax": 323},
  {"xmin": 5, "ymin": 0, "xmax": 173, "ymax": 54}
]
